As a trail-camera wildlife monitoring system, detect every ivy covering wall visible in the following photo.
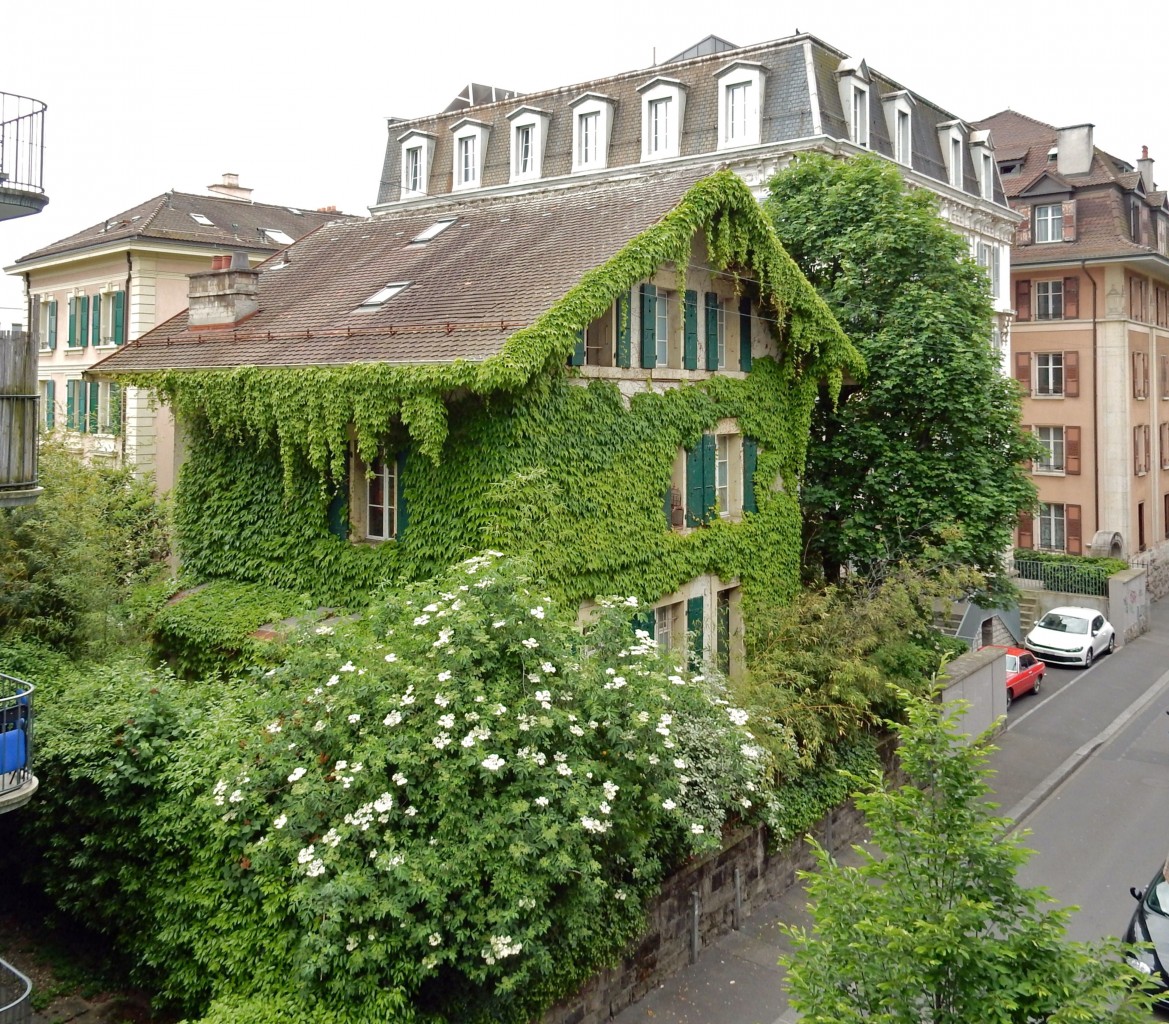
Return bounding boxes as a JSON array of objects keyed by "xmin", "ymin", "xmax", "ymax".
[{"xmin": 127, "ymin": 171, "xmax": 859, "ymax": 616}]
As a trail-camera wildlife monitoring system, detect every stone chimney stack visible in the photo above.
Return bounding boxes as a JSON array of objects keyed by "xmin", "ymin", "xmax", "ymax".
[
  {"xmin": 1056, "ymin": 124, "xmax": 1094, "ymax": 176},
  {"xmin": 1138, "ymin": 146, "xmax": 1156, "ymax": 191},
  {"xmin": 188, "ymin": 251, "xmax": 259, "ymax": 328},
  {"xmin": 206, "ymin": 172, "xmax": 254, "ymax": 202}
]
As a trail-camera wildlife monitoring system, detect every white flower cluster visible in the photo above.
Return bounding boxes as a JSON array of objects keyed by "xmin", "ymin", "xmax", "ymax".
[{"xmin": 482, "ymin": 934, "xmax": 523, "ymax": 964}]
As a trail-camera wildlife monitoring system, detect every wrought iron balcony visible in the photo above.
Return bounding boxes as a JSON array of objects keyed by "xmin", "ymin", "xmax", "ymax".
[
  {"xmin": 0, "ymin": 92, "xmax": 47, "ymax": 223},
  {"xmin": 0, "ymin": 957, "xmax": 30, "ymax": 1024},
  {"xmin": 0, "ymin": 675, "xmax": 35, "ymax": 814}
]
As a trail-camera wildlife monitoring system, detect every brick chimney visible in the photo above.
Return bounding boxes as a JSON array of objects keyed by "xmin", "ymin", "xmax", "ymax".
[
  {"xmin": 1056, "ymin": 124, "xmax": 1094, "ymax": 176},
  {"xmin": 206, "ymin": 172, "xmax": 254, "ymax": 202},
  {"xmin": 1138, "ymin": 146, "xmax": 1156, "ymax": 191},
  {"xmin": 188, "ymin": 251, "xmax": 259, "ymax": 328}
]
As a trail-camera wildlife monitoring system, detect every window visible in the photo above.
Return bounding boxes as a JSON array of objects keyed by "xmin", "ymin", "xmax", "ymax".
[
  {"xmin": 1038, "ymin": 503, "xmax": 1066, "ymax": 551},
  {"xmin": 578, "ymin": 113, "xmax": 598, "ymax": 166},
  {"xmin": 458, "ymin": 136, "xmax": 476, "ymax": 185},
  {"xmin": 189, "ymin": 213, "xmax": 214, "ymax": 226},
  {"xmin": 715, "ymin": 62, "xmax": 764, "ymax": 150},
  {"xmin": 679, "ymin": 429, "xmax": 756, "ymax": 527},
  {"xmin": 896, "ymin": 109, "xmax": 911, "ymax": 164},
  {"xmin": 950, "ymin": 136, "xmax": 963, "ymax": 187},
  {"xmin": 639, "ymin": 283, "xmax": 674, "ymax": 369},
  {"xmin": 36, "ymin": 297, "xmax": 57, "ymax": 351},
  {"xmin": 39, "ymin": 379, "xmax": 55, "ymax": 430},
  {"xmin": 716, "ymin": 590, "xmax": 732, "ymax": 676},
  {"xmin": 851, "ymin": 86, "xmax": 869, "ymax": 148},
  {"xmin": 366, "ymin": 454, "xmax": 397, "ymax": 540},
  {"xmin": 515, "ymin": 125, "xmax": 532, "ymax": 176},
  {"xmin": 570, "ymin": 93, "xmax": 615, "ymax": 173},
  {"xmin": 1035, "ymin": 426, "xmax": 1065, "ymax": 473},
  {"xmin": 1134, "ymin": 350, "xmax": 1150, "ymax": 399},
  {"xmin": 93, "ymin": 290, "xmax": 127, "ymax": 346},
  {"xmin": 716, "ymin": 435, "xmax": 731, "ymax": 515},
  {"xmin": 725, "ymin": 82, "xmax": 750, "ymax": 143},
  {"xmin": 1135, "ymin": 423, "xmax": 1152, "ymax": 476},
  {"xmin": 507, "ymin": 107, "xmax": 550, "ymax": 183},
  {"xmin": 346, "ymin": 447, "xmax": 408, "ymax": 542},
  {"xmin": 404, "ymin": 147, "xmax": 422, "ymax": 194},
  {"xmin": 1035, "ymin": 204, "xmax": 1063, "ymax": 243},
  {"xmin": 981, "ymin": 151, "xmax": 995, "ymax": 200},
  {"xmin": 715, "ymin": 300, "xmax": 726, "ymax": 368},
  {"xmin": 451, "ymin": 119, "xmax": 490, "ymax": 191},
  {"xmin": 398, "ymin": 130, "xmax": 436, "ymax": 199},
  {"xmin": 66, "ymin": 294, "xmax": 90, "ymax": 348},
  {"xmin": 357, "ymin": 282, "xmax": 411, "ymax": 311},
  {"xmin": 655, "ymin": 604, "xmax": 676, "ymax": 651},
  {"xmin": 410, "ymin": 217, "xmax": 457, "ymax": 244},
  {"xmin": 1131, "ymin": 200, "xmax": 1142, "ymax": 243},
  {"xmin": 649, "ymin": 98, "xmax": 670, "ymax": 155},
  {"xmin": 976, "ymin": 243, "xmax": 1001, "ymax": 301},
  {"xmin": 262, "ymin": 229, "xmax": 295, "ymax": 246},
  {"xmin": 65, "ymin": 379, "xmax": 121, "ymax": 435},
  {"xmin": 1036, "ymin": 280, "xmax": 1064, "ymax": 320},
  {"xmin": 639, "ymin": 78, "xmax": 686, "ymax": 161},
  {"xmin": 1036, "ymin": 352, "xmax": 1064, "ymax": 396},
  {"xmin": 655, "ymin": 289, "xmax": 669, "ymax": 365}
]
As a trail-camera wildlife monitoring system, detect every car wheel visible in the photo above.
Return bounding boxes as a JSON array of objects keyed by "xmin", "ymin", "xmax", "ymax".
[
  {"xmin": 1107, "ymin": 634, "xmax": 1116, "ymax": 655},
  {"xmin": 1006, "ymin": 688, "xmax": 1013, "ymax": 709},
  {"xmin": 1033, "ymin": 677, "xmax": 1041, "ymax": 696},
  {"xmin": 1084, "ymin": 646, "xmax": 1094, "ymax": 668}
]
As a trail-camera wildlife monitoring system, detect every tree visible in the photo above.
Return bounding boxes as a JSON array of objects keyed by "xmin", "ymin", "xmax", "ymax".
[
  {"xmin": 764, "ymin": 154, "xmax": 1039, "ymax": 585},
  {"xmin": 781, "ymin": 694, "xmax": 1155, "ymax": 1023}
]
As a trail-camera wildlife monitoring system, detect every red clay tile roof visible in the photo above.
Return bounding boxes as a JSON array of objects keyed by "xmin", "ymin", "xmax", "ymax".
[
  {"xmin": 91, "ymin": 166, "xmax": 717, "ymax": 374},
  {"xmin": 14, "ymin": 191, "xmax": 352, "ymax": 265}
]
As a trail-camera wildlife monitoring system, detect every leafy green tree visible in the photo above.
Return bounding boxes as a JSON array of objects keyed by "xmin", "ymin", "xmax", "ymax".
[
  {"xmin": 764, "ymin": 154, "xmax": 1038, "ymax": 584},
  {"xmin": 782, "ymin": 694, "xmax": 1155, "ymax": 1023}
]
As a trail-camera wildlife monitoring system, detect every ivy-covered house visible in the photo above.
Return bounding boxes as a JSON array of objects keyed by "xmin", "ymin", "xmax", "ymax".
[{"xmin": 90, "ymin": 166, "xmax": 858, "ymax": 674}]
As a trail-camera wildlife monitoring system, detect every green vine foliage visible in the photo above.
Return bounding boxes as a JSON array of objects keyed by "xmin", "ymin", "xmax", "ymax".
[{"xmin": 127, "ymin": 171, "xmax": 859, "ymax": 627}]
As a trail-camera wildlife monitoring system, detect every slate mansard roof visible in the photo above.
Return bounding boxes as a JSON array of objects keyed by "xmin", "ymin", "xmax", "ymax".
[
  {"xmin": 90, "ymin": 166, "xmax": 726, "ymax": 374},
  {"xmin": 374, "ymin": 32, "xmax": 1005, "ymax": 210},
  {"xmin": 12, "ymin": 191, "xmax": 351, "ymax": 266}
]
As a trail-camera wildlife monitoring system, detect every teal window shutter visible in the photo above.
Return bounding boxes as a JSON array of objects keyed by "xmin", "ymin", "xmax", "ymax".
[
  {"xmin": 738, "ymin": 296, "xmax": 752, "ymax": 372},
  {"xmin": 326, "ymin": 464, "xmax": 349, "ymax": 540},
  {"xmin": 114, "ymin": 290, "xmax": 126, "ymax": 345},
  {"xmin": 395, "ymin": 449, "xmax": 409, "ymax": 536},
  {"xmin": 91, "ymin": 294, "xmax": 102, "ymax": 346},
  {"xmin": 742, "ymin": 438, "xmax": 758, "ymax": 513},
  {"xmin": 616, "ymin": 292, "xmax": 631, "ymax": 369},
  {"xmin": 44, "ymin": 380, "xmax": 55, "ymax": 430},
  {"xmin": 48, "ymin": 300, "xmax": 58, "ymax": 350},
  {"xmin": 88, "ymin": 381, "xmax": 101, "ymax": 433},
  {"xmin": 67, "ymin": 297, "xmax": 77, "ymax": 347},
  {"xmin": 683, "ymin": 290, "xmax": 698, "ymax": 370},
  {"xmin": 639, "ymin": 284, "xmax": 657, "ymax": 369},
  {"xmin": 109, "ymin": 382, "xmax": 122, "ymax": 436},
  {"xmin": 685, "ymin": 445, "xmax": 704, "ymax": 527},
  {"xmin": 705, "ymin": 292, "xmax": 719, "ymax": 370},
  {"xmin": 570, "ymin": 329, "xmax": 585, "ymax": 366},
  {"xmin": 701, "ymin": 434, "xmax": 716, "ymax": 522},
  {"xmin": 631, "ymin": 609, "xmax": 655, "ymax": 636},
  {"xmin": 686, "ymin": 595, "xmax": 704, "ymax": 667},
  {"xmin": 66, "ymin": 380, "xmax": 76, "ymax": 430},
  {"xmin": 79, "ymin": 296, "xmax": 90, "ymax": 349}
]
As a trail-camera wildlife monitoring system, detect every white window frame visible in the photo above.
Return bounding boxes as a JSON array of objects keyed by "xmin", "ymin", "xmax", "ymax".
[
  {"xmin": 1038, "ymin": 502, "xmax": 1066, "ymax": 552},
  {"xmin": 36, "ymin": 295, "xmax": 54, "ymax": 351},
  {"xmin": 638, "ymin": 78, "xmax": 687, "ymax": 162},
  {"xmin": 1036, "ymin": 352, "xmax": 1065, "ymax": 396},
  {"xmin": 398, "ymin": 130, "xmax": 436, "ymax": 200},
  {"xmin": 715, "ymin": 299, "xmax": 727, "ymax": 369},
  {"xmin": 654, "ymin": 287, "xmax": 670, "ymax": 365},
  {"xmin": 938, "ymin": 121, "xmax": 966, "ymax": 189},
  {"xmin": 569, "ymin": 93, "xmax": 616, "ymax": 173},
  {"xmin": 366, "ymin": 453, "xmax": 398, "ymax": 541},
  {"xmin": 1035, "ymin": 426, "xmax": 1066, "ymax": 474},
  {"xmin": 404, "ymin": 146, "xmax": 422, "ymax": 194},
  {"xmin": 882, "ymin": 90, "xmax": 915, "ymax": 167},
  {"xmin": 506, "ymin": 106, "xmax": 551, "ymax": 184},
  {"xmin": 714, "ymin": 62, "xmax": 765, "ymax": 151},
  {"xmin": 970, "ymin": 129, "xmax": 996, "ymax": 201},
  {"xmin": 1035, "ymin": 203, "xmax": 1063, "ymax": 243},
  {"xmin": 716, "ymin": 434, "xmax": 731, "ymax": 515},
  {"xmin": 450, "ymin": 118, "xmax": 491, "ymax": 192},
  {"xmin": 1036, "ymin": 279, "xmax": 1064, "ymax": 320},
  {"xmin": 850, "ymin": 85, "xmax": 870, "ymax": 148}
]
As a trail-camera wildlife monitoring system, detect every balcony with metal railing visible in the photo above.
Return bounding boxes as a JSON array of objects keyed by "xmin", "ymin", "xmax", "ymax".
[
  {"xmin": 0, "ymin": 675, "xmax": 36, "ymax": 814},
  {"xmin": 0, "ymin": 92, "xmax": 47, "ymax": 222}
]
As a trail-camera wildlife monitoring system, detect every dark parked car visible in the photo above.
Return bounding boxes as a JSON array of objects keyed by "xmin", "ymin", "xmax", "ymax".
[{"xmin": 1124, "ymin": 861, "xmax": 1169, "ymax": 1007}]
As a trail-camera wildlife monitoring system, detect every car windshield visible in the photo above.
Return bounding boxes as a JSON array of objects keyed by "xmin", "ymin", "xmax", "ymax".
[
  {"xmin": 1037, "ymin": 613, "xmax": 1089, "ymax": 634},
  {"xmin": 1148, "ymin": 873, "xmax": 1169, "ymax": 918}
]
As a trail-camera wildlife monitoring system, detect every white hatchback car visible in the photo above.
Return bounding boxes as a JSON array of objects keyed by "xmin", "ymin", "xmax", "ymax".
[{"xmin": 1024, "ymin": 606, "xmax": 1115, "ymax": 667}]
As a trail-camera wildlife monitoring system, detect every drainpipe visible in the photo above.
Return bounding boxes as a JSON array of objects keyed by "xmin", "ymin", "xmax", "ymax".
[
  {"xmin": 1083, "ymin": 260, "xmax": 1099, "ymax": 540},
  {"xmin": 122, "ymin": 252, "xmax": 132, "ymax": 461}
]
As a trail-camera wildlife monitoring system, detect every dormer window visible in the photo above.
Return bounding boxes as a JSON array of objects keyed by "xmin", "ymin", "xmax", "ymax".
[
  {"xmin": 882, "ymin": 91, "xmax": 915, "ymax": 166},
  {"xmin": 938, "ymin": 121, "xmax": 967, "ymax": 189},
  {"xmin": 835, "ymin": 58, "xmax": 871, "ymax": 149},
  {"xmin": 451, "ymin": 118, "xmax": 491, "ymax": 191},
  {"xmin": 638, "ymin": 78, "xmax": 687, "ymax": 162},
  {"xmin": 714, "ymin": 61, "xmax": 765, "ymax": 150},
  {"xmin": 398, "ymin": 130, "xmax": 436, "ymax": 200},
  {"xmin": 851, "ymin": 86, "xmax": 869, "ymax": 148},
  {"xmin": 506, "ymin": 106, "xmax": 551, "ymax": 183},
  {"xmin": 969, "ymin": 130, "xmax": 996, "ymax": 201},
  {"xmin": 570, "ymin": 93, "xmax": 616, "ymax": 173}
]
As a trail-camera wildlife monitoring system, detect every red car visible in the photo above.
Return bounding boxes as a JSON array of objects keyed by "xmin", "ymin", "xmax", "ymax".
[{"xmin": 984, "ymin": 645, "xmax": 1044, "ymax": 707}]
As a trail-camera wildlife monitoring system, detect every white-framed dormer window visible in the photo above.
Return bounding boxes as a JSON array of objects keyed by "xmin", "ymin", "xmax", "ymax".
[
  {"xmin": 450, "ymin": 118, "xmax": 491, "ymax": 191},
  {"xmin": 638, "ymin": 78, "xmax": 687, "ymax": 162},
  {"xmin": 570, "ymin": 93, "xmax": 616, "ymax": 173},
  {"xmin": 714, "ymin": 61, "xmax": 765, "ymax": 150},
  {"xmin": 882, "ymin": 90, "xmax": 915, "ymax": 166},
  {"xmin": 398, "ymin": 130, "xmax": 436, "ymax": 200},
  {"xmin": 970, "ymin": 129, "xmax": 996, "ymax": 201},
  {"xmin": 835, "ymin": 57, "xmax": 872, "ymax": 149},
  {"xmin": 851, "ymin": 86, "xmax": 869, "ymax": 148},
  {"xmin": 938, "ymin": 121, "xmax": 967, "ymax": 189},
  {"xmin": 506, "ymin": 106, "xmax": 551, "ymax": 183}
]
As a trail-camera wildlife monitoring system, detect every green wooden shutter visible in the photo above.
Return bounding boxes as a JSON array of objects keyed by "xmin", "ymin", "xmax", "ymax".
[
  {"xmin": 66, "ymin": 380, "xmax": 76, "ymax": 430},
  {"xmin": 742, "ymin": 438, "xmax": 758, "ymax": 514},
  {"xmin": 701, "ymin": 434, "xmax": 716, "ymax": 523},
  {"xmin": 570, "ymin": 330, "xmax": 585, "ymax": 366},
  {"xmin": 616, "ymin": 292, "xmax": 631, "ymax": 369},
  {"xmin": 686, "ymin": 595, "xmax": 704, "ymax": 667},
  {"xmin": 114, "ymin": 290, "xmax": 126, "ymax": 345},
  {"xmin": 67, "ymin": 297, "xmax": 77, "ymax": 347},
  {"xmin": 109, "ymin": 382, "xmax": 122, "ymax": 436},
  {"xmin": 631, "ymin": 609, "xmax": 655, "ymax": 637},
  {"xmin": 47, "ymin": 300, "xmax": 58, "ymax": 350},
  {"xmin": 88, "ymin": 381, "xmax": 101, "ymax": 433},
  {"xmin": 683, "ymin": 290, "xmax": 698, "ymax": 370},
  {"xmin": 685, "ymin": 445, "xmax": 704, "ymax": 527},
  {"xmin": 704, "ymin": 292, "xmax": 719, "ymax": 370},
  {"xmin": 395, "ymin": 449, "xmax": 409, "ymax": 537},
  {"xmin": 91, "ymin": 294, "xmax": 102, "ymax": 346},
  {"xmin": 738, "ymin": 296, "xmax": 752, "ymax": 372},
  {"xmin": 78, "ymin": 296, "xmax": 90, "ymax": 348},
  {"xmin": 639, "ymin": 284, "xmax": 656, "ymax": 369},
  {"xmin": 44, "ymin": 379, "xmax": 55, "ymax": 430}
]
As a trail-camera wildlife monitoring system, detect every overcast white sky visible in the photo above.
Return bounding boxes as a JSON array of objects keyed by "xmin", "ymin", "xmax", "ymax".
[{"xmin": 2, "ymin": 0, "xmax": 1162, "ymax": 324}]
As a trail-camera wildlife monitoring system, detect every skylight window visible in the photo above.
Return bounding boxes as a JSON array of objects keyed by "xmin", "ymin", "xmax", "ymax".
[
  {"xmin": 190, "ymin": 213, "xmax": 214, "ymax": 226},
  {"xmin": 410, "ymin": 217, "xmax": 457, "ymax": 244},
  {"xmin": 357, "ymin": 282, "xmax": 411, "ymax": 311},
  {"xmin": 263, "ymin": 228, "xmax": 296, "ymax": 245}
]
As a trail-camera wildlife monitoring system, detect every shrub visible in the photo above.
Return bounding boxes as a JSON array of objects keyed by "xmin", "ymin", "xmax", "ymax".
[{"xmin": 1013, "ymin": 549, "xmax": 1126, "ymax": 597}]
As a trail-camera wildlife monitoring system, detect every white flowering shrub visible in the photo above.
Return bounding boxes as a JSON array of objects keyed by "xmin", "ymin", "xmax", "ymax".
[{"xmin": 198, "ymin": 553, "xmax": 776, "ymax": 1022}]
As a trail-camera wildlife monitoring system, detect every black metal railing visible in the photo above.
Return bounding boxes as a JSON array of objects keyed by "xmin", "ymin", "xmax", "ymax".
[
  {"xmin": 0, "ymin": 957, "xmax": 31, "ymax": 1024},
  {"xmin": 0, "ymin": 675, "xmax": 34, "ymax": 800},
  {"xmin": 0, "ymin": 92, "xmax": 46, "ymax": 196},
  {"xmin": 1013, "ymin": 559, "xmax": 1110, "ymax": 597}
]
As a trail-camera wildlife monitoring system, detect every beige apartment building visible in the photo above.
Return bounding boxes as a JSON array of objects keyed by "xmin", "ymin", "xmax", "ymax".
[
  {"xmin": 4, "ymin": 176, "xmax": 348, "ymax": 491},
  {"xmin": 976, "ymin": 111, "xmax": 1169, "ymax": 558}
]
